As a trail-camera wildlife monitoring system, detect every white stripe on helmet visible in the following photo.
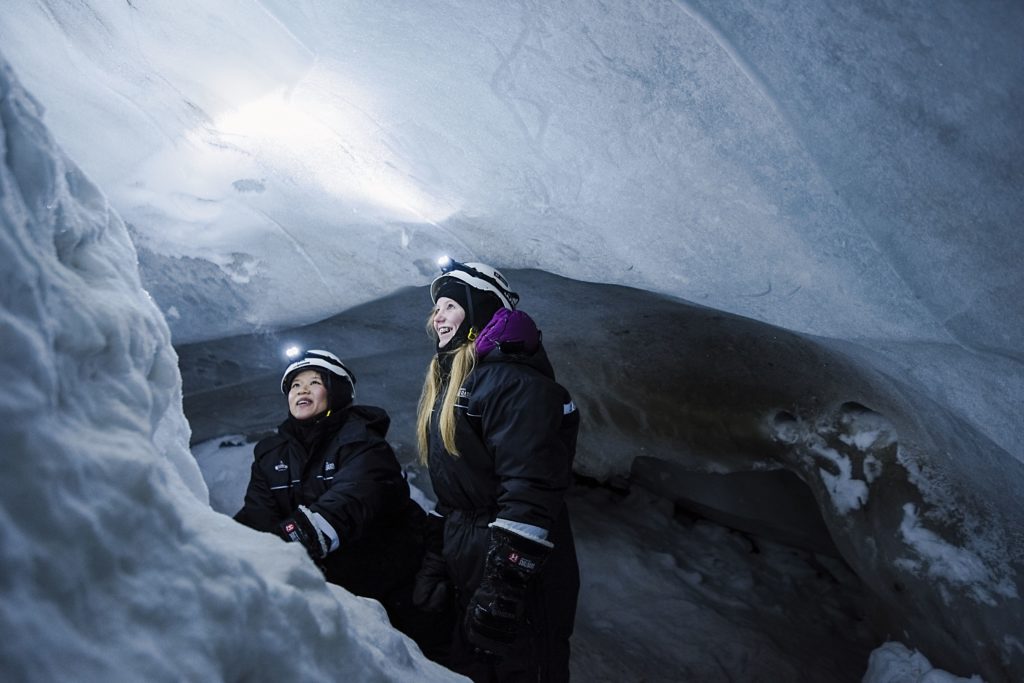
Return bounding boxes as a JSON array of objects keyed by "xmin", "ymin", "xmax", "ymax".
[
  {"xmin": 430, "ymin": 261, "xmax": 519, "ymax": 309},
  {"xmin": 280, "ymin": 349, "xmax": 356, "ymax": 398}
]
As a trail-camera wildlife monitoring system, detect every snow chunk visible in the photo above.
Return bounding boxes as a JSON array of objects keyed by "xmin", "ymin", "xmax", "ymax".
[
  {"xmin": 862, "ymin": 641, "xmax": 985, "ymax": 682},
  {"xmin": 813, "ymin": 441, "xmax": 869, "ymax": 514},
  {"xmin": 898, "ymin": 504, "xmax": 1018, "ymax": 606}
]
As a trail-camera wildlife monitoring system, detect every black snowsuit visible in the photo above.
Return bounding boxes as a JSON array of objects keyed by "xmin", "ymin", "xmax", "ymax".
[
  {"xmin": 429, "ymin": 345, "xmax": 580, "ymax": 682},
  {"xmin": 235, "ymin": 405, "xmax": 425, "ymax": 604}
]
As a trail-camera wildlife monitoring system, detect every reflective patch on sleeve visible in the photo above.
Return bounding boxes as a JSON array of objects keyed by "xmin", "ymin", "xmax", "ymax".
[
  {"xmin": 310, "ymin": 510, "xmax": 340, "ymax": 552},
  {"xmin": 563, "ymin": 400, "xmax": 576, "ymax": 415},
  {"xmin": 490, "ymin": 518, "xmax": 554, "ymax": 547}
]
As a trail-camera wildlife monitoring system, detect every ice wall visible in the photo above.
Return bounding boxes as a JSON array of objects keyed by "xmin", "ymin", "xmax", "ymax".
[
  {"xmin": 0, "ymin": 54, "xmax": 456, "ymax": 682},
  {"xmin": 682, "ymin": 0, "xmax": 1024, "ymax": 356},
  {"xmin": 2, "ymin": 1, "xmax": 1020, "ymax": 353},
  {"xmin": 536, "ymin": 274, "xmax": 1023, "ymax": 683}
]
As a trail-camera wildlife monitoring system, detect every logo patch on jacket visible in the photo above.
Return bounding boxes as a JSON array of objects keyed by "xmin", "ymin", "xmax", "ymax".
[
  {"xmin": 274, "ymin": 460, "xmax": 287, "ymax": 472},
  {"xmin": 458, "ymin": 387, "xmax": 470, "ymax": 399},
  {"xmin": 507, "ymin": 551, "xmax": 537, "ymax": 571},
  {"xmin": 324, "ymin": 461, "xmax": 336, "ymax": 472}
]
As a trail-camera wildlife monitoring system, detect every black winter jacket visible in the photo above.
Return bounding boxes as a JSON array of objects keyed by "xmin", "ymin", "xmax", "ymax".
[
  {"xmin": 235, "ymin": 405, "xmax": 424, "ymax": 600},
  {"xmin": 429, "ymin": 344, "xmax": 580, "ymax": 670}
]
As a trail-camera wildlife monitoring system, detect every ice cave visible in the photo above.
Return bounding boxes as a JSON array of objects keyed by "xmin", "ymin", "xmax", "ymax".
[{"xmin": 1, "ymin": 2, "xmax": 1021, "ymax": 682}]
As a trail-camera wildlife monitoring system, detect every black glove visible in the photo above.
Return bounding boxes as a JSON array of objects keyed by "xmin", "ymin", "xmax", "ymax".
[
  {"xmin": 465, "ymin": 526, "xmax": 551, "ymax": 656},
  {"xmin": 412, "ymin": 551, "xmax": 452, "ymax": 612},
  {"xmin": 277, "ymin": 505, "xmax": 330, "ymax": 561}
]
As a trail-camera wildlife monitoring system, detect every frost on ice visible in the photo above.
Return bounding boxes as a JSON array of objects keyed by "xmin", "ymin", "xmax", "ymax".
[{"xmin": 0, "ymin": 52, "xmax": 455, "ymax": 682}]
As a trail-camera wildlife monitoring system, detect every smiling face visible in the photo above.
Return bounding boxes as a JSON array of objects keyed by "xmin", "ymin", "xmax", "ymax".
[
  {"xmin": 433, "ymin": 296, "xmax": 466, "ymax": 348},
  {"xmin": 287, "ymin": 369, "xmax": 329, "ymax": 420}
]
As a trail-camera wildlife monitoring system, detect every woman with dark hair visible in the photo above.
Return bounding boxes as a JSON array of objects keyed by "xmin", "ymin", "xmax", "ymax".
[
  {"xmin": 234, "ymin": 349, "xmax": 428, "ymax": 632},
  {"xmin": 412, "ymin": 259, "xmax": 581, "ymax": 682}
]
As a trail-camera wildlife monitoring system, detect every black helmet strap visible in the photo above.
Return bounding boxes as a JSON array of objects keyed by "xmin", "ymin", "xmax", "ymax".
[{"xmin": 463, "ymin": 281, "xmax": 479, "ymax": 340}]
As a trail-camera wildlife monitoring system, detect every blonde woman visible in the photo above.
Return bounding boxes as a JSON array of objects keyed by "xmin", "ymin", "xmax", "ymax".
[{"xmin": 413, "ymin": 259, "xmax": 580, "ymax": 682}]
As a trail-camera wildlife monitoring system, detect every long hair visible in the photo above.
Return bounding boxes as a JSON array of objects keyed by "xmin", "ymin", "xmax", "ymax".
[{"xmin": 416, "ymin": 311, "xmax": 477, "ymax": 463}]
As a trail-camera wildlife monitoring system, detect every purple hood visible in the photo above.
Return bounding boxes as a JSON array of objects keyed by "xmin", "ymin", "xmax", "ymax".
[{"xmin": 475, "ymin": 308, "xmax": 541, "ymax": 358}]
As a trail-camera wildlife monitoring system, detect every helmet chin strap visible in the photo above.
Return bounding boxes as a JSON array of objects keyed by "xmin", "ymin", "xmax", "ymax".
[{"xmin": 463, "ymin": 281, "xmax": 478, "ymax": 341}]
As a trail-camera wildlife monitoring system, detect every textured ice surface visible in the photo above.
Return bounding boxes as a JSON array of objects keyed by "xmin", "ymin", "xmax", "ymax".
[
  {"xmin": 0, "ymin": 54, "xmax": 456, "ymax": 683},
  {"xmin": 2, "ymin": 1, "xmax": 1020, "ymax": 353}
]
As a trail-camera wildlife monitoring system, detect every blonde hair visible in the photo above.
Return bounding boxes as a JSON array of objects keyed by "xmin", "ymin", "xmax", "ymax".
[{"xmin": 416, "ymin": 309, "xmax": 477, "ymax": 463}]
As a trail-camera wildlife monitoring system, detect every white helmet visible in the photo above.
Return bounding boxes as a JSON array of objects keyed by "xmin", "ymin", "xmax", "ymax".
[
  {"xmin": 430, "ymin": 257, "xmax": 519, "ymax": 310},
  {"xmin": 280, "ymin": 349, "xmax": 357, "ymax": 399}
]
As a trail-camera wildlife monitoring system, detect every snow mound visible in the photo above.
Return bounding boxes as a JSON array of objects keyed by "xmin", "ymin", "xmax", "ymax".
[
  {"xmin": 0, "ymin": 52, "xmax": 457, "ymax": 682},
  {"xmin": 863, "ymin": 642, "xmax": 985, "ymax": 683}
]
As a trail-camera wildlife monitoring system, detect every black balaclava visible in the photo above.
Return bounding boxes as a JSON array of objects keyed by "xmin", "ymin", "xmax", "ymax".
[
  {"xmin": 324, "ymin": 373, "xmax": 355, "ymax": 413},
  {"xmin": 434, "ymin": 278, "xmax": 504, "ymax": 354}
]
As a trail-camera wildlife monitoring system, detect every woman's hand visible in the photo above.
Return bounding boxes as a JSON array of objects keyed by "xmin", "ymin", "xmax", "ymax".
[
  {"xmin": 276, "ymin": 505, "xmax": 330, "ymax": 561},
  {"xmin": 464, "ymin": 526, "xmax": 551, "ymax": 655}
]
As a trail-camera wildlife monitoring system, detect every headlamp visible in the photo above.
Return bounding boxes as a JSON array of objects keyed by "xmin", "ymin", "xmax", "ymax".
[{"xmin": 438, "ymin": 256, "xmax": 478, "ymax": 278}]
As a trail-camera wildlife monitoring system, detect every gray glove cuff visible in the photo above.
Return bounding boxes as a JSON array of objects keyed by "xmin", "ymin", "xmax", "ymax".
[{"xmin": 297, "ymin": 505, "xmax": 332, "ymax": 558}]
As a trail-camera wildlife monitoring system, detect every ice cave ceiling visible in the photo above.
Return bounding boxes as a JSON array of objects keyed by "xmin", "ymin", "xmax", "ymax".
[{"xmin": 1, "ymin": 1, "xmax": 1021, "ymax": 681}]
